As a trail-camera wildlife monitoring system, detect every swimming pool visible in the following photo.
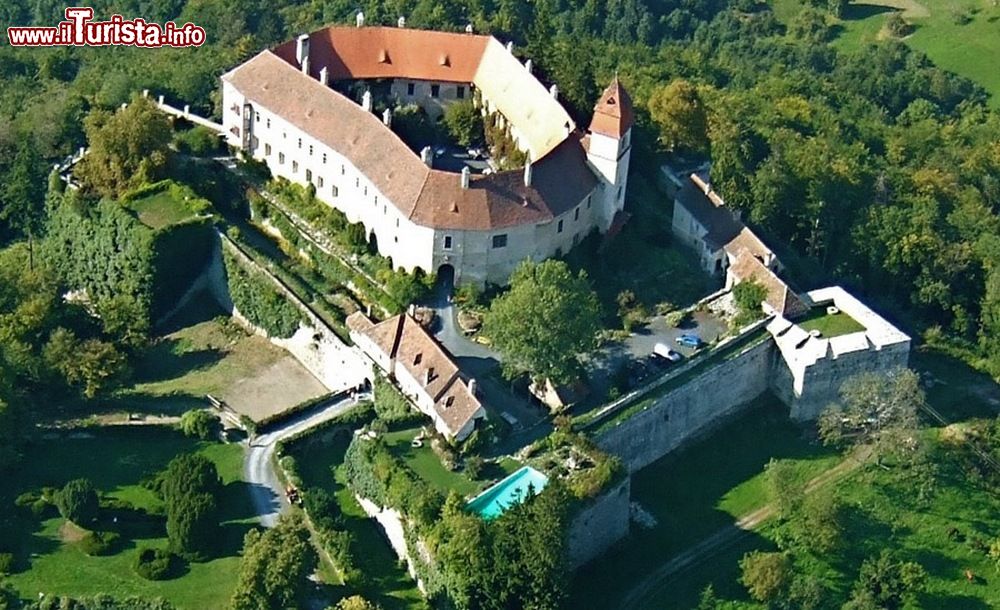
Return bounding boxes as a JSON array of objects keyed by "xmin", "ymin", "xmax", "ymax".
[{"xmin": 466, "ymin": 466, "xmax": 549, "ymax": 519}]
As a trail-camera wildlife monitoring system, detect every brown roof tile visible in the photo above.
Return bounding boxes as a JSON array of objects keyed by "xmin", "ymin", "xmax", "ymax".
[
  {"xmin": 589, "ymin": 77, "xmax": 634, "ymax": 139},
  {"xmin": 273, "ymin": 26, "xmax": 490, "ymax": 84},
  {"xmin": 729, "ymin": 250, "xmax": 808, "ymax": 318}
]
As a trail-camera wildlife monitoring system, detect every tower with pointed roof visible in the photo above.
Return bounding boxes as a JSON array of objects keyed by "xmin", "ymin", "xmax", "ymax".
[{"xmin": 586, "ymin": 77, "xmax": 634, "ymax": 232}]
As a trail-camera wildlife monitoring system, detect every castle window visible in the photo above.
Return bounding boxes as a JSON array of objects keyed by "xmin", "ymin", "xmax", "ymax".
[
  {"xmin": 407, "ymin": 82, "xmax": 415, "ymax": 96},
  {"xmin": 255, "ymin": 111, "xmax": 260, "ymax": 123},
  {"xmin": 574, "ymin": 207, "xmax": 580, "ymax": 221},
  {"xmin": 396, "ymin": 218, "xmax": 399, "ymax": 227},
  {"xmin": 355, "ymin": 177, "xmax": 359, "ymax": 188},
  {"xmin": 266, "ymin": 118, "xmax": 270, "ymax": 128},
  {"xmin": 318, "ymin": 176, "xmax": 324, "ymax": 188},
  {"xmin": 331, "ymin": 185, "xmax": 339, "ymax": 197},
  {"xmin": 322, "ymin": 153, "xmax": 327, "ymax": 164},
  {"xmin": 383, "ymin": 205, "xmax": 387, "ymax": 215},
  {"xmin": 457, "ymin": 86, "xmax": 465, "ymax": 99},
  {"xmin": 278, "ymin": 152, "xmax": 285, "ymax": 164},
  {"xmin": 305, "ymin": 169, "xmax": 312, "ymax": 182},
  {"xmin": 309, "ymin": 145, "xmax": 313, "ymax": 156},
  {"xmin": 492, "ymin": 234, "xmax": 507, "ymax": 249},
  {"xmin": 431, "ymin": 84, "xmax": 440, "ymax": 98},
  {"xmin": 558, "ymin": 219, "xmax": 564, "ymax": 233},
  {"xmin": 292, "ymin": 160, "xmax": 298, "ymax": 173},
  {"xmin": 586, "ymin": 195, "xmax": 592, "ymax": 209},
  {"xmin": 264, "ymin": 143, "xmax": 271, "ymax": 156},
  {"xmin": 444, "ymin": 235, "xmax": 452, "ymax": 250},
  {"xmin": 297, "ymin": 138, "xmax": 302, "ymax": 149},
  {"xmin": 341, "ymin": 165, "xmax": 345, "ymax": 175},
  {"xmin": 364, "ymin": 186, "xmax": 368, "ymax": 196}
]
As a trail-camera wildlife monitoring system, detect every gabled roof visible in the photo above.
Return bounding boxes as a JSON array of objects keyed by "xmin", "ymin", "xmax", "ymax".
[
  {"xmin": 346, "ymin": 312, "xmax": 484, "ymax": 438},
  {"xmin": 676, "ymin": 175, "xmax": 775, "ymax": 263},
  {"xmin": 729, "ymin": 250, "xmax": 809, "ymax": 319},
  {"xmin": 589, "ymin": 77, "xmax": 634, "ymax": 139}
]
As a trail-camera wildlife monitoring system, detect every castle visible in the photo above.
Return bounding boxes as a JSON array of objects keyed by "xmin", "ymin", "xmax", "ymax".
[{"xmin": 221, "ymin": 20, "xmax": 633, "ymax": 286}]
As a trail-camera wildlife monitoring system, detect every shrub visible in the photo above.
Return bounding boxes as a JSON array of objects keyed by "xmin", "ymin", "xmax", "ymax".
[
  {"xmin": 303, "ymin": 488, "xmax": 342, "ymax": 532},
  {"xmin": 56, "ymin": 479, "xmax": 99, "ymax": 525},
  {"xmin": 222, "ymin": 247, "xmax": 301, "ymax": 338},
  {"xmin": 664, "ymin": 310, "xmax": 688, "ymax": 328},
  {"xmin": 0, "ymin": 552, "xmax": 14, "ymax": 575},
  {"xmin": 179, "ymin": 409, "xmax": 219, "ymax": 440},
  {"xmin": 78, "ymin": 530, "xmax": 120, "ymax": 556},
  {"xmin": 464, "ymin": 456, "xmax": 484, "ymax": 480},
  {"xmin": 133, "ymin": 547, "xmax": 180, "ymax": 580}
]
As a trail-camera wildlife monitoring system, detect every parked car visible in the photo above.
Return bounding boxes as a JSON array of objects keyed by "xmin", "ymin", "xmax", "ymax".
[
  {"xmin": 675, "ymin": 334, "xmax": 702, "ymax": 348},
  {"xmin": 652, "ymin": 343, "xmax": 683, "ymax": 363}
]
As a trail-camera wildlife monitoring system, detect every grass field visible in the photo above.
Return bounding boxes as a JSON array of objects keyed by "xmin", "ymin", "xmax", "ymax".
[
  {"xmin": 109, "ymin": 291, "xmax": 323, "ymax": 420},
  {"xmin": 383, "ymin": 429, "xmax": 484, "ymax": 497},
  {"xmin": 284, "ymin": 432, "xmax": 425, "ymax": 610},
  {"xmin": 797, "ymin": 308, "xmax": 866, "ymax": 337},
  {"xmin": 571, "ymin": 396, "xmax": 840, "ymax": 608},
  {"xmin": 2, "ymin": 426, "xmax": 252, "ymax": 609},
  {"xmin": 772, "ymin": 0, "xmax": 1000, "ymax": 107},
  {"xmin": 127, "ymin": 190, "xmax": 198, "ymax": 230}
]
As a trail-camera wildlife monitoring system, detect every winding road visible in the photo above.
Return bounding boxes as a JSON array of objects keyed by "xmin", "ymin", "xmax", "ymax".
[{"xmin": 243, "ymin": 394, "xmax": 366, "ymax": 527}]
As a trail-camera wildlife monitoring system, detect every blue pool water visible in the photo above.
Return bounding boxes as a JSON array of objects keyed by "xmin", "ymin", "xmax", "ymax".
[{"xmin": 467, "ymin": 466, "xmax": 549, "ymax": 519}]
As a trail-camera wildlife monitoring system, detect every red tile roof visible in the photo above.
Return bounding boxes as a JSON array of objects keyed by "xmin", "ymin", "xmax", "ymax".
[
  {"xmin": 589, "ymin": 77, "xmax": 634, "ymax": 139},
  {"xmin": 223, "ymin": 49, "xmax": 596, "ymax": 231},
  {"xmin": 273, "ymin": 26, "xmax": 490, "ymax": 84}
]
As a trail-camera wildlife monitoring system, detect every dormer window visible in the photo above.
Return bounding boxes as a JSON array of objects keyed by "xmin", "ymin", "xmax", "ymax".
[
  {"xmin": 439, "ymin": 54, "xmax": 449, "ymax": 66},
  {"xmin": 445, "ymin": 396, "xmax": 455, "ymax": 408},
  {"xmin": 414, "ymin": 353, "xmax": 422, "ymax": 365}
]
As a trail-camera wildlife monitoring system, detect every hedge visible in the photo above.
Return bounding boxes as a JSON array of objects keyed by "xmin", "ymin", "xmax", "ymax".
[
  {"xmin": 255, "ymin": 391, "xmax": 341, "ymax": 432},
  {"xmin": 222, "ymin": 246, "xmax": 301, "ymax": 338}
]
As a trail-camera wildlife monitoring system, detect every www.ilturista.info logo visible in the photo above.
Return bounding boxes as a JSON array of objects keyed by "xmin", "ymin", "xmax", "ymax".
[{"xmin": 7, "ymin": 7, "xmax": 206, "ymax": 47}]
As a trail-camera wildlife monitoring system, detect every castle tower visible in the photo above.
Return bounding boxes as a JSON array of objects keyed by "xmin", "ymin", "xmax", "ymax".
[{"xmin": 587, "ymin": 77, "xmax": 634, "ymax": 232}]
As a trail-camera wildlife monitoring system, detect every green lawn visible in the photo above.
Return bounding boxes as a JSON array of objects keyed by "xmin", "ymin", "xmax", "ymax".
[
  {"xmin": 283, "ymin": 432, "xmax": 425, "ymax": 610},
  {"xmin": 127, "ymin": 190, "xmax": 198, "ymax": 230},
  {"xmin": 2, "ymin": 426, "xmax": 252, "ymax": 610},
  {"xmin": 105, "ymin": 291, "xmax": 292, "ymax": 417},
  {"xmin": 797, "ymin": 308, "xmax": 866, "ymax": 337},
  {"xmin": 572, "ymin": 396, "xmax": 839, "ymax": 608},
  {"xmin": 772, "ymin": 0, "xmax": 1000, "ymax": 108},
  {"xmin": 383, "ymin": 429, "xmax": 482, "ymax": 497}
]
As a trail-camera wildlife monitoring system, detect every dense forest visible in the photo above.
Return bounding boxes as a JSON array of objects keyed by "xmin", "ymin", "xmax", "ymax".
[{"xmin": 0, "ymin": 0, "xmax": 997, "ymax": 384}]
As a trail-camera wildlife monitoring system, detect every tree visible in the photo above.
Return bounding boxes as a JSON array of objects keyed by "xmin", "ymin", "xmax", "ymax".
[
  {"xmin": 75, "ymin": 96, "xmax": 172, "ymax": 198},
  {"xmin": 845, "ymin": 551, "xmax": 926, "ymax": 610},
  {"xmin": 331, "ymin": 596, "xmax": 380, "ymax": 610},
  {"xmin": 483, "ymin": 260, "xmax": 602, "ymax": 384},
  {"xmin": 229, "ymin": 514, "xmax": 317, "ymax": 610},
  {"xmin": 55, "ymin": 478, "xmax": 99, "ymax": 525},
  {"xmin": 766, "ymin": 458, "xmax": 803, "ymax": 520},
  {"xmin": 0, "ymin": 142, "xmax": 47, "ymax": 267},
  {"xmin": 648, "ymin": 80, "xmax": 710, "ymax": 155},
  {"xmin": 43, "ymin": 328, "xmax": 129, "ymax": 398},
  {"xmin": 818, "ymin": 368, "xmax": 924, "ymax": 464},
  {"xmin": 739, "ymin": 551, "xmax": 792, "ymax": 604},
  {"xmin": 159, "ymin": 454, "xmax": 221, "ymax": 559},
  {"xmin": 179, "ymin": 409, "xmax": 220, "ymax": 441},
  {"xmin": 884, "ymin": 13, "xmax": 912, "ymax": 38},
  {"xmin": 732, "ymin": 279, "xmax": 768, "ymax": 327},
  {"xmin": 443, "ymin": 100, "xmax": 484, "ymax": 148}
]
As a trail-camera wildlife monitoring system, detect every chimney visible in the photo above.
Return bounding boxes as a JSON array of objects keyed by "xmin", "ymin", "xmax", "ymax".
[
  {"xmin": 295, "ymin": 34, "xmax": 309, "ymax": 66},
  {"xmin": 382, "ymin": 108, "xmax": 392, "ymax": 127},
  {"xmin": 465, "ymin": 23, "xmax": 474, "ymax": 34},
  {"xmin": 142, "ymin": 89, "xmax": 149, "ymax": 98},
  {"xmin": 549, "ymin": 84, "xmax": 558, "ymax": 99},
  {"xmin": 523, "ymin": 158, "xmax": 533, "ymax": 187},
  {"xmin": 319, "ymin": 66, "xmax": 328, "ymax": 86},
  {"xmin": 361, "ymin": 90, "xmax": 372, "ymax": 112},
  {"xmin": 468, "ymin": 378, "xmax": 477, "ymax": 396},
  {"xmin": 397, "ymin": 16, "xmax": 406, "ymax": 27},
  {"xmin": 524, "ymin": 58, "xmax": 532, "ymax": 73},
  {"xmin": 356, "ymin": 11, "xmax": 365, "ymax": 27},
  {"xmin": 408, "ymin": 304, "xmax": 416, "ymax": 316},
  {"xmin": 460, "ymin": 166, "xmax": 470, "ymax": 189},
  {"xmin": 505, "ymin": 41, "xmax": 513, "ymax": 53},
  {"xmin": 420, "ymin": 146, "xmax": 434, "ymax": 167},
  {"xmin": 301, "ymin": 56, "xmax": 310, "ymax": 75}
]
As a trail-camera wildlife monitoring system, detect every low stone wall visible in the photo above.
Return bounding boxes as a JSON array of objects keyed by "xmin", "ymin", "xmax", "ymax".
[
  {"xmin": 568, "ymin": 477, "xmax": 631, "ymax": 568},
  {"xmin": 596, "ymin": 338, "xmax": 775, "ymax": 473}
]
